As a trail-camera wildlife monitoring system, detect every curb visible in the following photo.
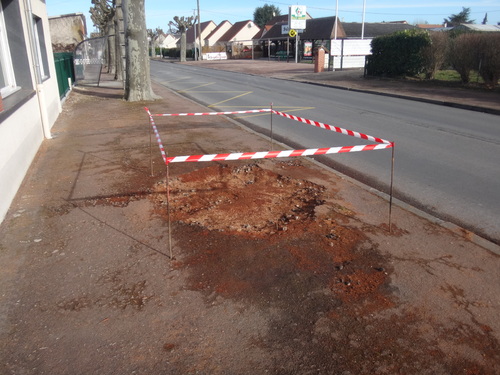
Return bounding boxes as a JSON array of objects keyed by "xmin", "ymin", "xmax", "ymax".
[
  {"xmin": 157, "ymin": 60, "xmax": 500, "ymax": 116},
  {"xmin": 291, "ymin": 78, "xmax": 500, "ymax": 116},
  {"xmin": 153, "ymin": 79, "xmax": 500, "ymax": 256}
]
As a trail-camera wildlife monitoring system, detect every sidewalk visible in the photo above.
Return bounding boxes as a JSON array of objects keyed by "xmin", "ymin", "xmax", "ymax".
[{"xmin": 0, "ymin": 72, "xmax": 499, "ymax": 374}]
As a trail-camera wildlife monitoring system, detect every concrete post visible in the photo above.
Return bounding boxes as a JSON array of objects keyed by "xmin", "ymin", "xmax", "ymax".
[{"xmin": 314, "ymin": 47, "xmax": 325, "ymax": 73}]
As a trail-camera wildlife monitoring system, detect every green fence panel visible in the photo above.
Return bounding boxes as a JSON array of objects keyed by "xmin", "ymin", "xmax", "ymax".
[{"xmin": 54, "ymin": 52, "xmax": 75, "ymax": 99}]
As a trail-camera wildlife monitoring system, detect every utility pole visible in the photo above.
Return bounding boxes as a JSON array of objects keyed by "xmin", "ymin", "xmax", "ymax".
[
  {"xmin": 193, "ymin": 9, "xmax": 197, "ymax": 60},
  {"xmin": 197, "ymin": 0, "xmax": 202, "ymax": 60},
  {"xmin": 334, "ymin": 0, "xmax": 339, "ymax": 39}
]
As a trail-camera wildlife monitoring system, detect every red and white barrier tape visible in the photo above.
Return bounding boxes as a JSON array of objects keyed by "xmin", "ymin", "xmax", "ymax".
[
  {"xmin": 145, "ymin": 108, "xmax": 168, "ymax": 165},
  {"xmin": 151, "ymin": 109, "xmax": 271, "ymax": 117},
  {"xmin": 145, "ymin": 107, "xmax": 393, "ymax": 165},
  {"xmin": 166, "ymin": 144, "xmax": 393, "ymax": 163},
  {"xmin": 272, "ymin": 110, "xmax": 391, "ymax": 144}
]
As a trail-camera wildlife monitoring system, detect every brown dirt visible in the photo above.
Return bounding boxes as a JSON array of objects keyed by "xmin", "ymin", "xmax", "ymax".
[{"xmin": 0, "ymin": 75, "xmax": 499, "ymax": 374}]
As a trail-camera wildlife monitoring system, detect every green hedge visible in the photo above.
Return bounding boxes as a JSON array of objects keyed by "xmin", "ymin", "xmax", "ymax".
[{"xmin": 366, "ymin": 29, "xmax": 431, "ymax": 77}]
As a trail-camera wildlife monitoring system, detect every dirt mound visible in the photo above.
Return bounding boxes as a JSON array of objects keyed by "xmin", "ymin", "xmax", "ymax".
[{"xmin": 163, "ymin": 163, "xmax": 325, "ymax": 235}]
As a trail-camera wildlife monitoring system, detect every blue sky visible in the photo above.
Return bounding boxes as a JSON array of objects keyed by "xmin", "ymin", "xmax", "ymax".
[{"xmin": 46, "ymin": 1, "xmax": 500, "ymax": 34}]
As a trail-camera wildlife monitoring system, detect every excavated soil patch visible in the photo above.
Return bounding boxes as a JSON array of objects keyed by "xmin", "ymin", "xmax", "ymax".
[
  {"xmin": 161, "ymin": 163, "xmax": 325, "ymax": 235},
  {"xmin": 151, "ymin": 163, "xmax": 392, "ymax": 309}
]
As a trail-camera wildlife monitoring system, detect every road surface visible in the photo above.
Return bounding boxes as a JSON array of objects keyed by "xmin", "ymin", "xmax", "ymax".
[{"xmin": 150, "ymin": 61, "xmax": 500, "ymax": 244}]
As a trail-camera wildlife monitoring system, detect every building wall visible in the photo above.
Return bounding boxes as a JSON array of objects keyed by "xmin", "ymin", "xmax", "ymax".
[
  {"xmin": 48, "ymin": 13, "xmax": 86, "ymax": 52},
  {"xmin": 205, "ymin": 21, "xmax": 232, "ymax": 47},
  {"xmin": 188, "ymin": 21, "xmax": 216, "ymax": 50},
  {"xmin": 0, "ymin": 0, "xmax": 61, "ymax": 223},
  {"xmin": 232, "ymin": 22, "xmax": 259, "ymax": 42},
  {"xmin": 160, "ymin": 34, "xmax": 178, "ymax": 49}
]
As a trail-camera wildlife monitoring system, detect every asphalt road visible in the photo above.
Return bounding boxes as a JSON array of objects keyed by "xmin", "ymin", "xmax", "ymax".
[{"xmin": 150, "ymin": 61, "xmax": 500, "ymax": 244}]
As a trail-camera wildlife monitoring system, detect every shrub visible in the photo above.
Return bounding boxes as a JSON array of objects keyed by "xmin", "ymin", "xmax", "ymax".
[
  {"xmin": 476, "ymin": 33, "xmax": 500, "ymax": 89},
  {"xmin": 422, "ymin": 31, "xmax": 449, "ymax": 80},
  {"xmin": 366, "ymin": 29, "xmax": 431, "ymax": 77},
  {"xmin": 447, "ymin": 33, "xmax": 479, "ymax": 83}
]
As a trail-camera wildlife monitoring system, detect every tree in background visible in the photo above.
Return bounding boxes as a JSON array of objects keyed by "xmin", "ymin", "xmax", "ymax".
[
  {"xmin": 482, "ymin": 13, "xmax": 488, "ymax": 25},
  {"xmin": 253, "ymin": 4, "xmax": 281, "ymax": 28},
  {"xmin": 147, "ymin": 27, "xmax": 164, "ymax": 56},
  {"xmin": 444, "ymin": 7, "xmax": 475, "ymax": 26},
  {"xmin": 90, "ymin": 0, "xmax": 114, "ymax": 35},
  {"xmin": 169, "ymin": 16, "xmax": 196, "ymax": 62},
  {"xmin": 90, "ymin": 0, "xmax": 118, "ymax": 75},
  {"xmin": 123, "ymin": 0, "xmax": 159, "ymax": 101}
]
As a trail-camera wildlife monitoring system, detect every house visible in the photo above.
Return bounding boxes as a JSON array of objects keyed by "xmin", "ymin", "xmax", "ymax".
[
  {"xmin": 184, "ymin": 20, "xmax": 217, "ymax": 51},
  {"xmin": 0, "ymin": 0, "xmax": 61, "ymax": 223},
  {"xmin": 262, "ymin": 13, "xmax": 313, "ymax": 34},
  {"xmin": 258, "ymin": 16, "xmax": 346, "ymax": 58},
  {"xmin": 204, "ymin": 20, "xmax": 232, "ymax": 48},
  {"xmin": 155, "ymin": 33, "xmax": 179, "ymax": 50},
  {"xmin": 216, "ymin": 20, "xmax": 261, "ymax": 58},
  {"xmin": 49, "ymin": 13, "xmax": 86, "ymax": 52}
]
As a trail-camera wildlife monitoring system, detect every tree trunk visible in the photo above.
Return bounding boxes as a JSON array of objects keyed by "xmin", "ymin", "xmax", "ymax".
[
  {"xmin": 107, "ymin": 20, "xmax": 116, "ymax": 75},
  {"xmin": 123, "ymin": 0, "xmax": 159, "ymax": 101},
  {"xmin": 114, "ymin": 0, "xmax": 124, "ymax": 81},
  {"xmin": 180, "ymin": 31, "xmax": 187, "ymax": 62}
]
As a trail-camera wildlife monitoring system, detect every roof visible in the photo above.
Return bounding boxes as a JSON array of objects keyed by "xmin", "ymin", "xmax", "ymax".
[
  {"xmin": 416, "ymin": 24, "xmax": 445, "ymax": 29},
  {"xmin": 205, "ymin": 20, "xmax": 232, "ymax": 40},
  {"xmin": 185, "ymin": 21, "xmax": 216, "ymax": 43},
  {"xmin": 265, "ymin": 14, "xmax": 289, "ymax": 28},
  {"xmin": 454, "ymin": 24, "xmax": 500, "ymax": 32},
  {"xmin": 264, "ymin": 13, "xmax": 313, "ymax": 26},
  {"xmin": 260, "ymin": 16, "xmax": 346, "ymax": 40},
  {"xmin": 342, "ymin": 22, "xmax": 416, "ymax": 38},
  {"xmin": 218, "ymin": 20, "xmax": 260, "ymax": 42}
]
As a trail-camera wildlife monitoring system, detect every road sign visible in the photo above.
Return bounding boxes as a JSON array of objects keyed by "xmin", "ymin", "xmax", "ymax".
[
  {"xmin": 289, "ymin": 29, "xmax": 297, "ymax": 38},
  {"xmin": 281, "ymin": 25, "xmax": 304, "ymax": 34},
  {"xmin": 289, "ymin": 5, "xmax": 307, "ymax": 30}
]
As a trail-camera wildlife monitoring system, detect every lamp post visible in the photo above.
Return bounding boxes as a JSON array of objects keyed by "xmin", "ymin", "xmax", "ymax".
[{"xmin": 361, "ymin": 0, "xmax": 366, "ymax": 39}]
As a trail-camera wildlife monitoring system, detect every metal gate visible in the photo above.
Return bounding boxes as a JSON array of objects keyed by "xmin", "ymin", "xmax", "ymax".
[{"xmin": 73, "ymin": 36, "xmax": 108, "ymax": 85}]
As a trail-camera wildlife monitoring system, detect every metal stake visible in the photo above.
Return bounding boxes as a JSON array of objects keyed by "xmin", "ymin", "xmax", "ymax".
[
  {"xmin": 270, "ymin": 102, "xmax": 274, "ymax": 149},
  {"xmin": 149, "ymin": 116, "xmax": 154, "ymax": 177},
  {"xmin": 389, "ymin": 142, "xmax": 395, "ymax": 233},
  {"xmin": 166, "ymin": 160, "xmax": 173, "ymax": 259}
]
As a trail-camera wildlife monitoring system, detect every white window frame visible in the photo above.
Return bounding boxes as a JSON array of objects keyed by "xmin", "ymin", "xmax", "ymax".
[
  {"xmin": 32, "ymin": 16, "xmax": 47, "ymax": 81},
  {"xmin": 0, "ymin": 2, "xmax": 18, "ymax": 97}
]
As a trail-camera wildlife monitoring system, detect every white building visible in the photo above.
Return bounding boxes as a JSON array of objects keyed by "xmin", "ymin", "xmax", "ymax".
[
  {"xmin": 158, "ymin": 33, "xmax": 179, "ymax": 49},
  {"xmin": 204, "ymin": 20, "xmax": 232, "ymax": 48},
  {"xmin": 0, "ymin": 0, "xmax": 61, "ymax": 223}
]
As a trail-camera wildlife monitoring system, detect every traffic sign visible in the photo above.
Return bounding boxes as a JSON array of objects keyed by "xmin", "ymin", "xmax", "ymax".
[{"xmin": 289, "ymin": 29, "xmax": 297, "ymax": 38}]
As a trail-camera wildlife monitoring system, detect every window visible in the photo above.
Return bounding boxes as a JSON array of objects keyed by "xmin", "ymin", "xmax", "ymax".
[
  {"xmin": 0, "ymin": 0, "xmax": 35, "ymax": 117},
  {"xmin": 0, "ymin": 1, "xmax": 17, "ymax": 97},
  {"xmin": 33, "ymin": 15, "xmax": 49, "ymax": 82}
]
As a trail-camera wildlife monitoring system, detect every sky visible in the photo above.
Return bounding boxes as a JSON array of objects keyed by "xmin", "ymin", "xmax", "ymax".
[{"xmin": 46, "ymin": 1, "xmax": 500, "ymax": 34}]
